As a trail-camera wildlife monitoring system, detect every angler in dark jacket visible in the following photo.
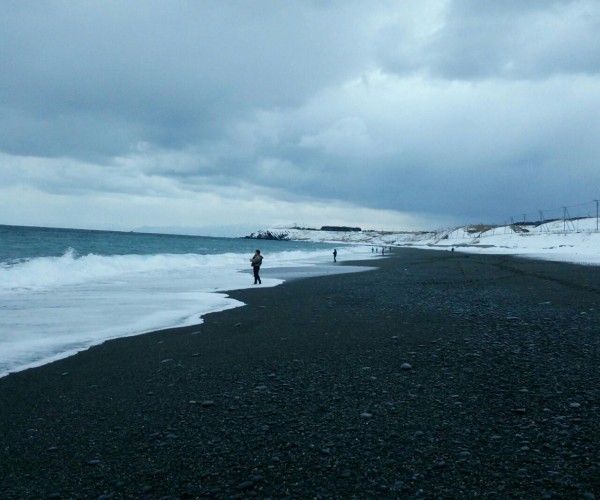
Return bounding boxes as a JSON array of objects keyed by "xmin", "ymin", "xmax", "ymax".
[{"xmin": 250, "ymin": 249, "xmax": 263, "ymax": 284}]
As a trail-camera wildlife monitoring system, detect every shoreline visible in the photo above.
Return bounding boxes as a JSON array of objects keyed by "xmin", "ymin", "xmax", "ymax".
[
  {"xmin": 0, "ymin": 260, "xmax": 376, "ymax": 379},
  {"xmin": 1, "ymin": 249, "xmax": 598, "ymax": 498},
  {"xmin": 260, "ymin": 218, "xmax": 600, "ymax": 267}
]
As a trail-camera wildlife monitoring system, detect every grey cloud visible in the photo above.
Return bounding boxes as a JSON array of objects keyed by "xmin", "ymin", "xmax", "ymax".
[
  {"xmin": 377, "ymin": 0, "xmax": 600, "ymax": 80},
  {"xmin": 214, "ymin": 67, "xmax": 600, "ymax": 223},
  {"xmin": 1, "ymin": 1, "xmax": 372, "ymax": 160},
  {"xmin": 2, "ymin": 0, "xmax": 600, "ymax": 230}
]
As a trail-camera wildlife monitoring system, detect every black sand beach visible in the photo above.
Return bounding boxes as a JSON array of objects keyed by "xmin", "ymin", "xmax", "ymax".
[{"xmin": 1, "ymin": 249, "xmax": 599, "ymax": 499}]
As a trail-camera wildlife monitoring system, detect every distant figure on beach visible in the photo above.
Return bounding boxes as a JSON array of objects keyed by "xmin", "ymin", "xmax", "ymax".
[
  {"xmin": 250, "ymin": 249, "xmax": 263, "ymax": 284},
  {"xmin": 333, "ymin": 249, "xmax": 337, "ymax": 262}
]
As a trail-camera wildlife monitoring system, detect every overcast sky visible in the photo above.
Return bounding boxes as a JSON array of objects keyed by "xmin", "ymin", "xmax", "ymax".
[{"xmin": 2, "ymin": 0, "xmax": 600, "ymax": 235}]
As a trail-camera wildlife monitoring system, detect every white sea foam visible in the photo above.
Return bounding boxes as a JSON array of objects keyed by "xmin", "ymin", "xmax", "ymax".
[
  {"xmin": 1, "ymin": 250, "xmax": 246, "ymax": 291},
  {"xmin": 0, "ymin": 245, "xmax": 376, "ymax": 378}
]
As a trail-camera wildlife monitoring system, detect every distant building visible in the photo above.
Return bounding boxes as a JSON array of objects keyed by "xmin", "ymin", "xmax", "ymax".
[{"xmin": 321, "ymin": 226, "xmax": 361, "ymax": 232}]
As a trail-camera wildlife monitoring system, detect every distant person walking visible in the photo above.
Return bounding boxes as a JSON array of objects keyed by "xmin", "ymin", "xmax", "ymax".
[
  {"xmin": 333, "ymin": 249, "xmax": 337, "ymax": 262},
  {"xmin": 250, "ymin": 249, "xmax": 263, "ymax": 284}
]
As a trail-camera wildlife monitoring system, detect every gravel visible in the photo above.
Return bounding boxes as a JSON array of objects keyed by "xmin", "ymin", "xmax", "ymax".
[{"xmin": 0, "ymin": 249, "xmax": 598, "ymax": 499}]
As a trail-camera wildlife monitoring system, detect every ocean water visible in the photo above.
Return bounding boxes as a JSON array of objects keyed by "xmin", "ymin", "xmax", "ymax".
[{"xmin": 0, "ymin": 225, "xmax": 375, "ymax": 378}]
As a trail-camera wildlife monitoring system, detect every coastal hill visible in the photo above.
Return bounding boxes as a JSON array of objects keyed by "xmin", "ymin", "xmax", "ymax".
[
  {"xmin": 246, "ymin": 217, "xmax": 600, "ymax": 265},
  {"xmin": 245, "ymin": 227, "xmax": 433, "ymax": 244}
]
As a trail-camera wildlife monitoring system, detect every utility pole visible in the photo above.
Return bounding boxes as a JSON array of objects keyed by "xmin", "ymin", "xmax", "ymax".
[{"xmin": 595, "ymin": 199, "xmax": 599, "ymax": 232}]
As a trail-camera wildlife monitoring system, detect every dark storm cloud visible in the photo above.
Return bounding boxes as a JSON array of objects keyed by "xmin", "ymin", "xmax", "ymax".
[
  {"xmin": 0, "ymin": 1, "xmax": 370, "ymax": 159},
  {"xmin": 2, "ymin": 0, "xmax": 600, "ymax": 230}
]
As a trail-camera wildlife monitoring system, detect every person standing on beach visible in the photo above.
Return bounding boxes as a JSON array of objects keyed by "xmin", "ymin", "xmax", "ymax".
[
  {"xmin": 250, "ymin": 249, "xmax": 263, "ymax": 284},
  {"xmin": 333, "ymin": 249, "xmax": 337, "ymax": 262}
]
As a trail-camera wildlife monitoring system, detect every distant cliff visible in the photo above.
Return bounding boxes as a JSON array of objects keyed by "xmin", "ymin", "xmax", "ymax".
[
  {"xmin": 244, "ymin": 230, "xmax": 290, "ymax": 240},
  {"xmin": 245, "ymin": 226, "xmax": 363, "ymax": 240},
  {"xmin": 244, "ymin": 226, "xmax": 436, "ymax": 245}
]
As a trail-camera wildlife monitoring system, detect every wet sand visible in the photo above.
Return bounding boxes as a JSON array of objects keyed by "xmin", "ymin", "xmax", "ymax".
[{"xmin": 0, "ymin": 249, "xmax": 598, "ymax": 498}]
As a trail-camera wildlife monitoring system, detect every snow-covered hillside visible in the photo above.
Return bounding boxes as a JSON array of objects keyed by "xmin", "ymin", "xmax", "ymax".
[{"xmin": 250, "ymin": 217, "xmax": 600, "ymax": 266}]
